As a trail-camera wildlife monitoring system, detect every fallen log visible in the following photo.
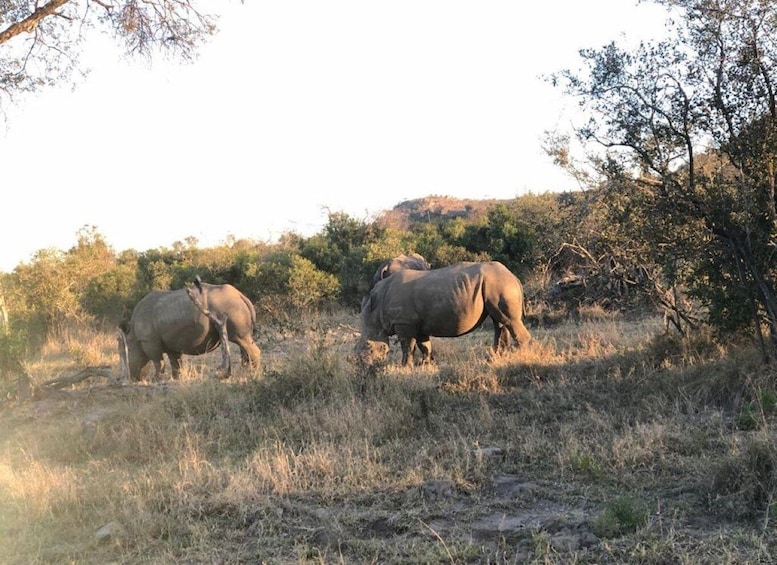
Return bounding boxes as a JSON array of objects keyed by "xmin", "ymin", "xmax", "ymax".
[{"xmin": 40, "ymin": 366, "xmax": 122, "ymax": 391}]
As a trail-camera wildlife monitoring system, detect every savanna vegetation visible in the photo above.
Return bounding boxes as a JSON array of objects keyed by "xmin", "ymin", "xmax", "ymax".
[
  {"xmin": 5, "ymin": 0, "xmax": 777, "ymax": 562},
  {"xmin": 0, "ymin": 189, "xmax": 775, "ymax": 563}
]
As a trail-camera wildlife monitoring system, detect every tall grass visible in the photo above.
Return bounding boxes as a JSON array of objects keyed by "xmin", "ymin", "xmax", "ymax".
[{"xmin": 2, "ymin": 310, "xmax": 777, "ymax": 563}]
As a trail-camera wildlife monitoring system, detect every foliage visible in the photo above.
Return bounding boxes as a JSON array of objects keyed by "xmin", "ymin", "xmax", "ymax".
[
  {"xmin": 246, "ymin": 250, "xmax": 340, "ymax": 322},
  {"xmin": 593, "ymin": 496, "xmax": 649, "ymax": 538},
  {"xmin": 555, "ymin": 0, "xmax": 777, "ymax": 357},
  {"xmin": 299, "ymin": 212, "xmax": 380, "ymax": 306},
  {"xmin": 0, "ymin": 0, "xmax": 215, "ymax": 107}
]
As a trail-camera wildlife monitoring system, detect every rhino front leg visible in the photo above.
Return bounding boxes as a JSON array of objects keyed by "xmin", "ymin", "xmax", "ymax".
[{"xmin": 149, "ymin": 358, "xmax": 165, "ymax": 380}]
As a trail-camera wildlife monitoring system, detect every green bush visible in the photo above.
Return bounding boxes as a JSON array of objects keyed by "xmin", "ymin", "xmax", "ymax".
[{"xmin": 593, "ymin": 496, "xmax": 649, "ymax": 538}]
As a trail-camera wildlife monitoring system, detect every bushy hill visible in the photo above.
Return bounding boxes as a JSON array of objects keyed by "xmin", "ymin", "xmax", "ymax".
[{"xmin": 379, "ymin": 195, "xmax": 512, "ymax": 228}]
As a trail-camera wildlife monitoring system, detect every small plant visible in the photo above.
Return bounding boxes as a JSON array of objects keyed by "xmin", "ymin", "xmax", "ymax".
[
  {"xmin": 593, "ymin": 495, "xmax": 649, "ymax": 538},
  {"xmin": 736, "ymin": 402, "xmax": 762, "ymax": 431},
  {"xmin": 734, "ymin": 387, "xmax": 777, "ymax": 431},
  {"xmin": 569, "ymin": 449, "xmax": 603, "ymax": 478}
]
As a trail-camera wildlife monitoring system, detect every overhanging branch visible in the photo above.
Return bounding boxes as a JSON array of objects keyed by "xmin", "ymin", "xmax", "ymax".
[{"xmin": 0, "ymin": 0, "xmax": 70, "ymax": 45}]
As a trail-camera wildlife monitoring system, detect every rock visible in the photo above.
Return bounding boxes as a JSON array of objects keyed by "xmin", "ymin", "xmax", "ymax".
[
  {"xmin": 421, "ymin": 479, "xmax": 456, "ymax": 499},
  {"xmin": 472, "ymin": 446, "xmax": 503, "ymax": 458},
  {"xmin": 492, "ymin": 474, "xmax": 538, "ymax": 499},
  {"xmin": 95, "ymin": 521, "xmax": 127, "ymax": 543},
  {"xmin": 550, "ymin": 532, "xmax": 581, "ymax": 553}
]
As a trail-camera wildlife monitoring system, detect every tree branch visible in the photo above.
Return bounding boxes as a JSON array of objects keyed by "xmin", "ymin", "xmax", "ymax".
[{"xmin": 0, "ymin": 0, "xmax": 70, "ymax": 45}]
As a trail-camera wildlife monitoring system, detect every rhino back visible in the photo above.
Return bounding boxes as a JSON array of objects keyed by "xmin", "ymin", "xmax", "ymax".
[
  {"xmin": 131, "ymin": 290, "xmax": 212, "ymax": 353},
  {"xmin": 478, "ymin": 261, "xmax": 526, "ymax": 319},
  {"xmin": 379, "ymin": 263, "xmax": 489, "ymax": 337},
  {"xmin": 200, "ymin": 283, "xmax": 256, "ymax": 338}
]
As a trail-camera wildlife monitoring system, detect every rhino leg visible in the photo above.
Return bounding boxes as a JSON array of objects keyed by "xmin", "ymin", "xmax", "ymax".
[
  {"xmin": 493, "ymin": 322, "xmax": 531, "ymax": 353},
  {"xmin": 149, "ymin": 358, "xmax": 165, "ymax": 380},
  {"xmin": 417, "ymin": 338, "xmax": 433, "ymax": 364},
  {"xmin": 400, "ymin": 337, "xmax": 417, "ymax": 366},
  {"xmin": 494, "ymin": 324, "xmax": 510, "ymax": 353},
  {"xmin": 235, "ymin": 338, "xmax": 261, "ymax": 368},
  {"xmin": 168, "ymin": 352, "xmax": 183, "ymax": 379}
]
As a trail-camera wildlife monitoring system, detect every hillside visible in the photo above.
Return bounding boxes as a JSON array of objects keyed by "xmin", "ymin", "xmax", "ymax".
[{"xmin": 375, "ymin": 195, "xmax": 514, "ymax": 229}]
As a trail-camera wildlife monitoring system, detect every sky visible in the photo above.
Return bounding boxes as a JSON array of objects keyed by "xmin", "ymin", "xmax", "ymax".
[{"xmin": 0, "ymin": 0, "xmax": 670, "ymax": 272}]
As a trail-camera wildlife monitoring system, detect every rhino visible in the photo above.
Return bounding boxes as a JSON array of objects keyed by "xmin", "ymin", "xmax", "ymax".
[
  {"xmin": 359, "ymin": 261, "xmax": 531, "ymax": 366},
  {"xmin": 118, "ymin": 279, "xmax": 261, "ymax": 380},
  {"xmin": 370, "ymin": 253, "xmax": 431, "ymax": 289},
  {"xmin": 368, "ymin": 253, "xmax": 432, "ymax": 362}
]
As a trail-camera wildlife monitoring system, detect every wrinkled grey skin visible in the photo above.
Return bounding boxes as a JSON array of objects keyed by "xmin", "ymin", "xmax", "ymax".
[
  {"xmin": 359, "ymin": 261, "xmax": 531, "ymax": 366},
  {"xmin": 370, "ymin": 253, "xmax": 431, "ymax": 290},
  {"xmin": 118, "ymin": 282, "xmax": 261, "ymax": 380}
]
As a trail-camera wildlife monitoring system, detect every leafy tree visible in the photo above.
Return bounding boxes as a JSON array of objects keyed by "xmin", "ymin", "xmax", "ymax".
[
  {"xmin": 8, "ymin": 226, "xmax": 118, "ymax": 335},
  {"xmin": 0, "ymin": 0, "xmax": 215, "ymax": 105},
  {"xmin": 299, "ymin": 212, "xmax": 378, "ymax": 306},
  {"xmin": 406, "ymin": 222, "xmax": 481, "ymax": 268},
  {"xmin": 458, "ymin": 204, "xmax": 536, "ymax": 277},
  {"xmin": 556, "ymin": 0, "xmax": 777, "ymax": 357},
  {"xmin": 245, "ymin": 251, "xmax": 339, "ymax": 321}
]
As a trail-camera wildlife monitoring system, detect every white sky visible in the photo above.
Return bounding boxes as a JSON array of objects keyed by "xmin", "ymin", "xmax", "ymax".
[{"xmin": 0, "ymin": 0, "xmax": 669, "ymax": 272}]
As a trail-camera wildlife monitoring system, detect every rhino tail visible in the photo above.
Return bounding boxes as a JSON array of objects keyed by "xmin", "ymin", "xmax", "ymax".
[{"xmin": 240, "ymin": 292, "xmax": 257, "ymax": 328}]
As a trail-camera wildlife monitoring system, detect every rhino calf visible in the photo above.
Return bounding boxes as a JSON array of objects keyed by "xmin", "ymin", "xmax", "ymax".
[
  {"xmin": 118, "ymin": 280, "xmax": 261, "ymax": 380},
  {"xmin": 359, "ymin": 261, "xmax": 531, "ymax": 366}
]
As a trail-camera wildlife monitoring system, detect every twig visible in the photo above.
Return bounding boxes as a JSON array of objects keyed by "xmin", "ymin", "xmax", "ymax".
[{"xmin": 418, "ymin": 519, "xmax": 455, "ymax": 565}]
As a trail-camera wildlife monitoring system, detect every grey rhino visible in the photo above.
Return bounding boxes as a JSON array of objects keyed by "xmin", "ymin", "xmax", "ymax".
[
  {"xmin": 359, "ymin": 261, "xmax": 531, "ymax": 366},
  {"xmin": 369, "ymin": 253, "xmax": 432, "ymax": 363},
  {"xmin": 118, "ymin": 280, "xmax": 261, "ymax": 380},
  {"xmin": 370, "ymin": 253, "xmax": 431, "ymax": 289}
]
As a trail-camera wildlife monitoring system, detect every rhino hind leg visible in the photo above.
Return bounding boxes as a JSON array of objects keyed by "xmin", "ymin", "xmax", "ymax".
[
  {"xmin": 235, "ymin": 339, "xmax": 261, "ymax": 369},
  {"xmin": 493, "ymin": 322, "xmax": 531, "ymax": 354},
  {"xmin": 417, "ymin": 338, "xmax": 433, "ymax": 365},
  {"xmin": 400, "ymin": 337, "xmax": 417, "ymax": 366},
  {"xmin": 168, "ymin": 352, "xmax": 183, "ymax": 379},
  {"xmin": 493, "ymin": 324, "xmax": 510, "ymax": 353}
]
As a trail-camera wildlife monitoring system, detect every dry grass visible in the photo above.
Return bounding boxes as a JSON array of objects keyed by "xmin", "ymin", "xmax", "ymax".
[{"xmin": 2, "ymin": 309, "xmax": 777, "ymax": 563}]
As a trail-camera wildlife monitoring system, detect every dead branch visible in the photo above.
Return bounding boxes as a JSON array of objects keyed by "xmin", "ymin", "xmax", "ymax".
[{"xmin": 40, "ymin": 365, "xmax": 122, "ymax": 391}]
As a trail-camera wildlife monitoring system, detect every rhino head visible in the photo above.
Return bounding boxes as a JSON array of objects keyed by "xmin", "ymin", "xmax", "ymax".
[
  {"xmin": 117, "ymin": 322, "xmax": 150, "ymax": 381},
  {"xmin": 357, "ymin": 292, "xmax": 391, "ymax": 365},
  {"xmin": 355, "ymin": 338, "xmax": 390, "ymax": 368}
]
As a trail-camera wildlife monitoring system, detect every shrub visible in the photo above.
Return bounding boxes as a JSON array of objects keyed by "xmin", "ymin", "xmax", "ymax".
[
  {"xmin": 710, "ymin": 438, "xmax": 777, "ymax": 521},
  {"xmin": 593, "ymin": 495, "xmax": 649, "ymax": 538}
]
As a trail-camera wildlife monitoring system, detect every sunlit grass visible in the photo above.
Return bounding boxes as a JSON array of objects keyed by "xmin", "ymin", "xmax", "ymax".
[{"xmin": 3, "ymin": 309, "xmax": 777, "ymax": 563}]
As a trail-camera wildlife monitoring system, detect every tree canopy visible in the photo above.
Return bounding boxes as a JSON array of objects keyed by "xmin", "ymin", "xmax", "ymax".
[
  {"xmin": 555, "ymin": 0, "xmax": 777, "ymax": 357},
  {"xmin": 0, "ymin": 0, "xmax": 215, "ymax": 105}
]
